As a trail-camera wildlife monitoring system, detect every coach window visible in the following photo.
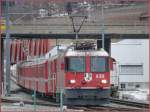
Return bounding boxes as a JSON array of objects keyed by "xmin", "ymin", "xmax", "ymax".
[
  {"xmin": 91, "ymin": 57, "xmax": 109, "ymax": 72},
  {"xmin": 65, "ymin": 57, "xmax": 85, "ymax": 72}
]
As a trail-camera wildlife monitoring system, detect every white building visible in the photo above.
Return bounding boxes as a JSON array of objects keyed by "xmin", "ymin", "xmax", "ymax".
[
  {"xmin": 111, "ymin": 39, "xmax": 149, "ymax": 90},
  {"xmin": 38, "ymin": 9, "xmax": 48, "ymax": 18}
]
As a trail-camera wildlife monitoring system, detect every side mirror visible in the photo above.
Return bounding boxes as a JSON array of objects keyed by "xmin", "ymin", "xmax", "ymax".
[{"xmin": 109, "ymin": 58, "xmax": 115, "ymax": 70}]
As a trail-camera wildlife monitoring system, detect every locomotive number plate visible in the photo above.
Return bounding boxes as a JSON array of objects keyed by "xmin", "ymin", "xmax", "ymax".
[{"xmin": 96, "ymin": 74, "xmax": 104, "ymax": 79}]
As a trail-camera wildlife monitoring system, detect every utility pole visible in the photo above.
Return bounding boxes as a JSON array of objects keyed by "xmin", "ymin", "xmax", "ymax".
[
  {"xmin": 101, "ymin": 0, "xmax": 105, "ymax": 49},
  {"xmin": 148, "ymin": 0, "xmax": 150, "ymax": 111},
  {"xmin": 0, "ymin": 0, "xmax": 2, "ymax": 111},
  {"xmin": 5, "ymin": 0, "xmax": 11, "ymax": 96}
]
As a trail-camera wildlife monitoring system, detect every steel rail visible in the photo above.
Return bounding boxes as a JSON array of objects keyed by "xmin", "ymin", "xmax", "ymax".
[
  {"xmin": 2, "ymin": 97, "xmax": 148, "ymax": 111},
  {"xmin": 2, "ymin": 97, "xmax": 59, "ymax": 107},
  {"xmin": 68, "ymin": 105, "xmax": 144, "ymax": 112},
  {"xmin": 109, "ymin": 98, "xmax": 149, "ymax": 108}
]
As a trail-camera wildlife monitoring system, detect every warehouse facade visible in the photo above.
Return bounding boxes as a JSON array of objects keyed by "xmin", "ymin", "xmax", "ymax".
[{"xmin": 111, "ymin": 39, "xmax": 149, "ymax": 90}]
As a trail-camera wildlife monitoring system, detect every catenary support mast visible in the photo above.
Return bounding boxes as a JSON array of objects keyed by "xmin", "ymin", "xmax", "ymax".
[{"xmin": 4, "ymin": 0, "xmax": 11, "ymax": 96}]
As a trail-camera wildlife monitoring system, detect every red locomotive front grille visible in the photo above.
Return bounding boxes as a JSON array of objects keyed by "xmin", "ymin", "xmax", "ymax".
[{"xmin": 65, "ymin": 72, "xmax": 110, "ymax": 89}]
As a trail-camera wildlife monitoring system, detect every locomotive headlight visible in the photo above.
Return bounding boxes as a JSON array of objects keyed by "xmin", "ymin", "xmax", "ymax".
[
  {"xmin": 70, "ymin": 80, "xmax": 76, "ymax": 84},
  {"xmin": 101, "ymin": 79, "xmax": 107, "ymax": 84}
]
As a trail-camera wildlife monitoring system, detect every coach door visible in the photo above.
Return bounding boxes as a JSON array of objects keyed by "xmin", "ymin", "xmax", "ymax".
[
  {"xmin": 53, "ymin": 59, "xmax": 57, "ymax": 97},
  {"xmin": 49, "ymin": 59, "xmax": 57, "ymax": 97}
]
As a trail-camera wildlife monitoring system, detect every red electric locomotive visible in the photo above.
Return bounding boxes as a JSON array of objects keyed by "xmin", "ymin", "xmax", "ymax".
[{"xmin": 16, "ymin": 42, "xmax": 114, "ymax": 105}]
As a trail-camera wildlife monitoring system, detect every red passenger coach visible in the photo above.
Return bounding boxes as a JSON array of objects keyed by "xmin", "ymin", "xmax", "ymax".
[
  {"xmin": 16, "ymin": 43, "xmax": 114, "ymax": 105},
  {"xmin": 18, "ymin": 60, "xmax": 49, "ymax": 93}
]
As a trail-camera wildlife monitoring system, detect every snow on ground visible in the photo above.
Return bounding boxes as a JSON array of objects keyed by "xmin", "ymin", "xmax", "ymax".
[
  {"xmin": 119, "ymin": 88, "xmax": 149, "ymax": 102},
  {"xmin": 2, "ymin": 79, "xmax": 84, "ymax": 112}
]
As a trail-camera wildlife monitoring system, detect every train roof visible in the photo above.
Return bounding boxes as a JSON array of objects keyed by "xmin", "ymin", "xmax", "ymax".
[
  {"xmin": 45, "ymin": 46, "xmax": 67, "ymax": 59},
  {"xmin": 20, "ymin": 58, "xmax": 46, "ymax": 67},
  {"xmin": 45, "ymin": 45, "xmax": 109, "ymax": 58},
  {"xmin": 65, "ymin": 49, "xmax": 109, "ymax": 57}
]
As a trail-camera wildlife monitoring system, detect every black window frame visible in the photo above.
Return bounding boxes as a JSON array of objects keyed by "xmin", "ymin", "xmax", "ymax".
[
  {"xmin": 65, "ymin": 56, "xmax": 86, "ymax": 72},
  {"xmin": 90, "ymin": 56, "xmax": 109, "ymax": 72}
]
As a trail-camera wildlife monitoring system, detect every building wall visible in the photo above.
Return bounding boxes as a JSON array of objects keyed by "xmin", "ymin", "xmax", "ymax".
[{"xmin": 111, "ymin": 39, "xmax": 149, "ymax": 89}]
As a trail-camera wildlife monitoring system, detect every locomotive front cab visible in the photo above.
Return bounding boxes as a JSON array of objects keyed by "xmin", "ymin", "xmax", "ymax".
[
  {"xmin": 64, "ymin": 51, "xmax": 111, "ymax": 89},
  {"xmin": 63, "ymin": 50, "xmax": 113, "ymax": 105}
]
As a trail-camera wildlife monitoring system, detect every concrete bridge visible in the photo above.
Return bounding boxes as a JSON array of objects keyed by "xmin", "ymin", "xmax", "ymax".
[{"xmin": 2, "ymin": 3, "xmax": 148, "ymax": 39}]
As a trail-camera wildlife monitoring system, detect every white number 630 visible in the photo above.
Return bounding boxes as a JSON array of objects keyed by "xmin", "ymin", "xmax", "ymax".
[{"xmin": 96, "ymin": 74, "xmax": 104, "ymax": 78}]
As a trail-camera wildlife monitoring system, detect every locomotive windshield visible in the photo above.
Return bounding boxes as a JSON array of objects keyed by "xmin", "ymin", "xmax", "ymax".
[
  {"xmin": 65, "ymin": 57, "xmax": 85, "ymax": 72},
  {"xmin": 91, "ymin": 57, "xmax": 108, "ymax": 72}
]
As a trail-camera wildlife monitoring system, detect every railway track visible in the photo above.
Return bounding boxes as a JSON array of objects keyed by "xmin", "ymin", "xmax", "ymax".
[
  {"xmin": 110, "ymin": 98, "xmax": 149, "ymax": 108},
  {"xmin": 69, "ymin": 106, "xmax": 146, "ymax": 112},
  {"xmin": 2, "ymin": 97, "xmax": 59, "ymax": 107},
  {"xmin": 2, "ymin": 97, "xmax": 148, "ymax": 112},
  {"xmin": 3, "ymin": 97, "xmax": 148, "ymax": 108},
  {"xmin": 3, "ymin": 87, "xmax": 149, "ymax": 112}
]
